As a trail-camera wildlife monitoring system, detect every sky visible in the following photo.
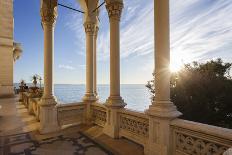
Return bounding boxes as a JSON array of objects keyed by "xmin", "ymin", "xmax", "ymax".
[{"xmin": 13, "ymin": 0, "xmax": 232, "ymax": 84}]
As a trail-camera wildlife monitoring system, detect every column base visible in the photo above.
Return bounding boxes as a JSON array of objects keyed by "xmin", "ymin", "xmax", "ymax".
[
  {"xmin": 105, "ymin": 96, "xmax": 126, "ymax": 108},
  {"xmin": 39, "ymin": 97, "xmax": 60, "ymax": 134},
  {"xmin": 82, "ymin": 93, "xmax": 98, "ymax": 102},
  {"xmin": 146, "ymin": 100, "xmax": 182, "ymax": 118}
]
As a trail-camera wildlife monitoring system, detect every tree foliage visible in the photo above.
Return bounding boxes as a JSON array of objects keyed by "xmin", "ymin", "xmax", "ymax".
[{"xmin": 146, "ymin": 59, "xmax": 232, "ymax": 128}]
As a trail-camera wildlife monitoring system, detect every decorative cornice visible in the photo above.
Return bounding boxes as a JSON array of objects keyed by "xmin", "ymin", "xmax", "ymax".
[
  {"xmin": 40, "ymin": 1, "xmax": 58, "ymax": 26},
  {"xmin": 84, "ymin": 22, "xmax": 98, "ymax": 35},
  {"xmin": 106, "ymin": 2, "xmax": 123, "ymax": 21}
]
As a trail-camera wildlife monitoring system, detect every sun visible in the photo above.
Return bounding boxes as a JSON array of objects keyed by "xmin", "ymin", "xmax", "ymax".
[
  {"xmin": 170, "ymin": 52, "xmax": 184, "ymax": 73},
  {"xmin": 170, "ymin": 62, "xmax": 182, "ymax": 72}
]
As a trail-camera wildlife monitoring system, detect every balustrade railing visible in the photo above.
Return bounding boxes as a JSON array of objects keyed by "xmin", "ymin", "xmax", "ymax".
[
  {"xmin": 118, "ymin": 109, "xmax": 149, "ymax": 146},
  {"xmin": 57, "ymin": 102, "xmax": 85, "ymax": 126},
  {"xmin": 19, "ymin": 94, "xmax": 232, "ymax": 155},
  {"xmin": 91, "ymin": 103, "xmax": 107, "ymax": 127},
  {"xmin": 171, "ymin": 119, "xmax": 232, "ymax": 155}
]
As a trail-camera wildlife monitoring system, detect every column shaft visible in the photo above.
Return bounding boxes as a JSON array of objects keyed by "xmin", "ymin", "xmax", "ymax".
[
  {"xmin": 154, "ymin": 0, "xmax": 170, "ymax": 102},
  {"xmin": 110, "ymin": 19, "xmax": 120, "ymax": 96},
  {"xmin": 83, "ymin": 22, "xmax": 97, "ymax": 101},
  {"xmin": 43, "ymin": 24, "xmax": 54, "ymax": 99},
  {"xmin": 86, "ymin": 33, "xmax": 94, "ymax": 94}
]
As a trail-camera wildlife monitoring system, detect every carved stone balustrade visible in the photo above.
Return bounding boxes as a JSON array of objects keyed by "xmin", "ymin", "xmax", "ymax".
[
  {"xmin": 57, "ymin": 102, "xmax": 85, "ymax": 127},
  {"xmin": 91, "ymin": 103, "xmax": 107, "ymax": 127},
  {"xmin": 171, "ymin": 119, "xmax": 232, "ymax": 155},
  {"xmin": 118, "ymin": 109, "xmax": 149, "ymax": 146}
]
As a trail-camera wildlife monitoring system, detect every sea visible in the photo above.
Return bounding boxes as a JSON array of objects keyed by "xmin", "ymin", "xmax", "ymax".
[{"xmin": 15, "ymin": 84, "xmax": 151, "ymax": 112}]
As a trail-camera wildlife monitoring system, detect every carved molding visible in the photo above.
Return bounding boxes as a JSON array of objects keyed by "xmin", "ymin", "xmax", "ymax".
[{"xmin": 106, "ymin": 2, "xmax": 123, "ymax": 21}]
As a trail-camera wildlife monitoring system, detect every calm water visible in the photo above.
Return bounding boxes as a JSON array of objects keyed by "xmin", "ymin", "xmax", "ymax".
[{"xmin": 15, "ymin": 84, "xmax": 151, "ymax": 111}]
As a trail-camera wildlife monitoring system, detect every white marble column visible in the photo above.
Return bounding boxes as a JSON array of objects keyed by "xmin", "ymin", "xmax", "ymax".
[
  {"xmin": 83, "ymin": 22, "xmax": 98, "ymax": 102},
  {"xmin": 146, "ymin": 0, "xmax": 181, "ymax": 154},
  {"xmin": 39, "ymin": 0, "xmax": 59, "ymax": 134},
  {"xmin": 105, "ymin": 1, "xmax": 126, "ymax": 107}
]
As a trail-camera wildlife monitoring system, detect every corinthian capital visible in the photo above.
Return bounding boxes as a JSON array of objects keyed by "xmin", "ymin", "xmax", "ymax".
[
  {"xmin": 40, "ymin": 0, "xmax": 58, "ymax": 26},
  {"xmin": 106, "ymin": 2, "xmax": 123, "ymax": 21},
  {"xmin": 84, "ymin": 22, "xmax": 98, "ymax": 35}
]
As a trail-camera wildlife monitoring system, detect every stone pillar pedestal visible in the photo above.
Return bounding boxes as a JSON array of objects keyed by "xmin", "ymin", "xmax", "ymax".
[
  {"xmin": 103, "ymin": 1, "xmax": 126, "ymax": 138},
  {"xmin": 145, "ymin": 0, "xmax": 181, "ymax": 154},
  {"xmin": 39, "ymin": 97, "xmax": 59, "ymax": 134}
]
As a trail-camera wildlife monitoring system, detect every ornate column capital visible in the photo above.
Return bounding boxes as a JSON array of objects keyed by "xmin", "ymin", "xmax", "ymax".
[
  {"xmin": 40, "ymin": 0, "xmax": 58, "ymax": 26},
  {"xmin": 84, "ymin": 22, "xmax": 98, "ymax": 35},
  {"xmin": 106, "ymin": 2, "xmax": 123, "ymax": 21},
  {"xmin": 94, "ymin": 26, "xmax": 99, "ymax": 37}
]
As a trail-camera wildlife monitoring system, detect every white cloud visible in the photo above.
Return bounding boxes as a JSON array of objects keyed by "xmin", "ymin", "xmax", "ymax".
[
  {"xmin": 68, "ymin": 0, "xmax": 232, "ymax": 64},
  {"xmin": 58, "ymin": 64, "xmax": 76, "ymax": 70},
  {"xmin": 170, "ymin": 0, "xmax": 232, "ymax": 64}
]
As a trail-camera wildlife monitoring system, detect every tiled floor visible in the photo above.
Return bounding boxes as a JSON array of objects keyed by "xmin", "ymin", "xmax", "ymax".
[
  {"xmin": 0, "ymin": 131, "xmax": 113, "ymax": 155},
  {"xmin": 0, "ymin": 96, "xmax": 144, "ymax": 155}
]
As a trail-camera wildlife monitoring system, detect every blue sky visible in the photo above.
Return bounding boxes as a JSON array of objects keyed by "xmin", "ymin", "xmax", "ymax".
[{"xmin": 14, "ymin": 0, "xmax": 232, "ymax": 84}]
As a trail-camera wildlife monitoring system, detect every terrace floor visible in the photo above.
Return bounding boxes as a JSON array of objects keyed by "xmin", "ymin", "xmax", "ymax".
[{"xmin": 0, "ymin": 96, "xmax": 144, "ymax": 155}]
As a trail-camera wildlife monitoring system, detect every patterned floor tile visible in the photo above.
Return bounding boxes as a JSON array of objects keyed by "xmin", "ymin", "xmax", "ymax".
[{"xmin": 0, "ymin": 132, "xmax": 113, "ymax": 155}]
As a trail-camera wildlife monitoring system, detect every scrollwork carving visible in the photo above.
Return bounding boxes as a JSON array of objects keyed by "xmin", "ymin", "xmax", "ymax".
[
  {"xmin": 175, "ymin": 131, "xmax": 229, "ymax": 155},
  {"xmin": 92, "ymin": 108, "xmax": 107, "ymax": 127},
  {"xmin": 119, "ymin": 114, "xmax": 149, "ymax": 137}
]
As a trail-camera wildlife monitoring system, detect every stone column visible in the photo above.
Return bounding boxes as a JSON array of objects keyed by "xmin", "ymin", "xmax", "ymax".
[
  {"xmin": 93, "ymin": 26, "xmax": 99, "ymax": 97},
  {"xmin": 103, "ymin": 1, "xmax": 126, "ymax": 139},
  {"xmin": 105, "ymin": 1, "xmax": 125, "ymax": 107},
  {"xmin": 146, "ymin": 0, "xmax": 181, "ymax": 154},
  {"xmin": 39, "ymin": 0, "xmax": 59, "ymax": 134},
  {"xmin": 82, "ymin": 22, "xmax": 98, "ymax": 102}
]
